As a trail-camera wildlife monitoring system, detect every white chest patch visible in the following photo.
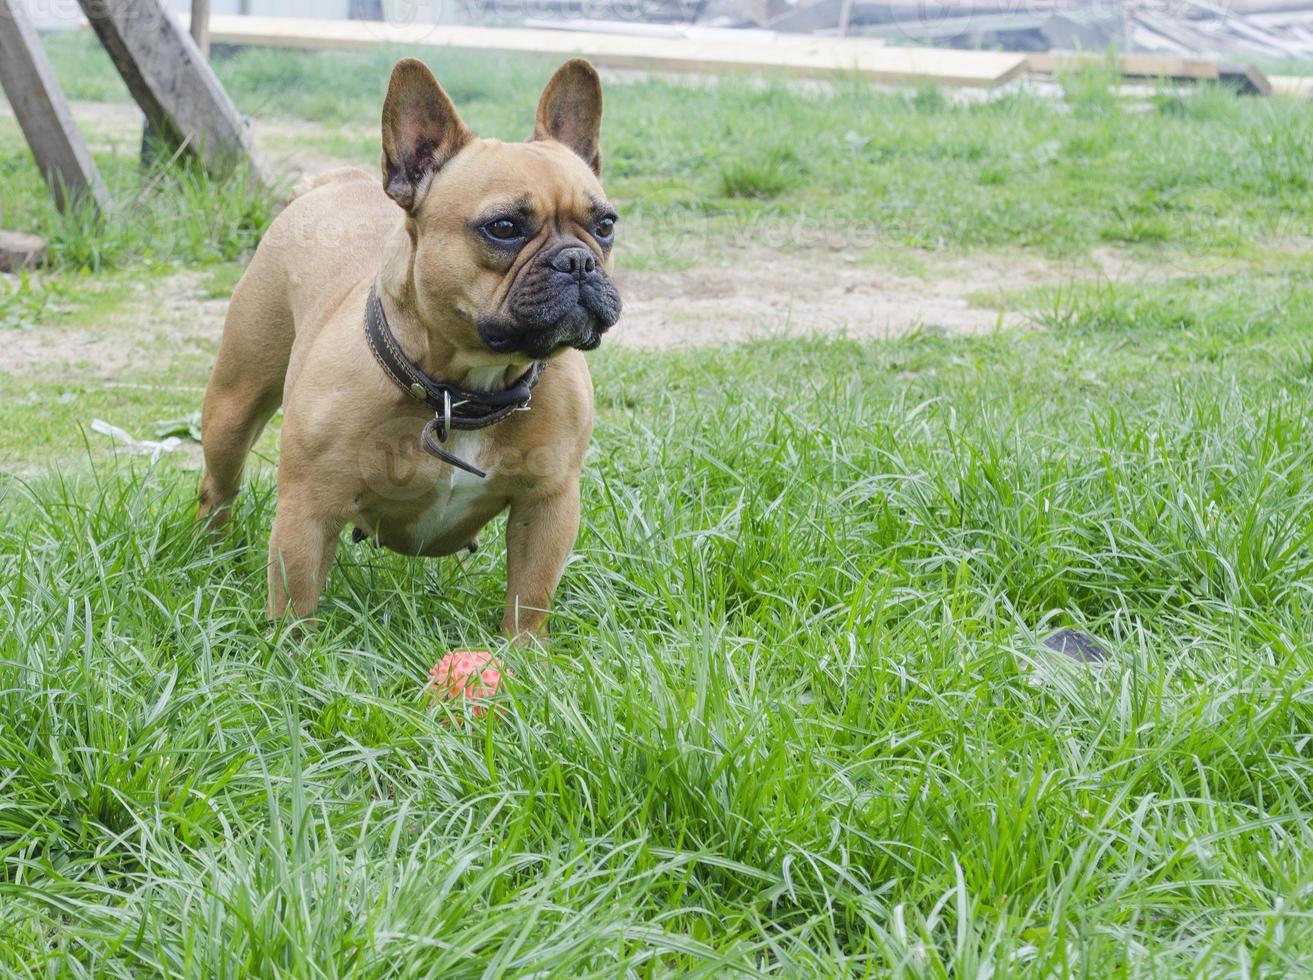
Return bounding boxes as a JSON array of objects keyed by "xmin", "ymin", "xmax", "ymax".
[
  {"xmin": 397, "ymin": 367, "xmax": 515, "ymax": 551},
  {"xmin": 404, "ymin": 429, "xmax": 491, "ymax": 548}
]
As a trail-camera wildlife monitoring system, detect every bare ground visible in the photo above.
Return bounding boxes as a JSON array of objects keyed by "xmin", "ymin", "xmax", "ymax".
[
  {"xmin": 0, "ymin": 101, "xmax": 1191, "ymax": 375},
  {"xmin": 614, "ymin": 248, "xmax": 1067, "ymax": 349},
  {"xmin": 1, "ymin": 245, "xmax": 1092, "ymax": 386},
  {"xmin": 1, "ymin": 271, "xmax": 225, "ymax": 381}
]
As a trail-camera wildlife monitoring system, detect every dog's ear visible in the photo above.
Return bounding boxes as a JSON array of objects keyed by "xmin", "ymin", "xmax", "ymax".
[
  {"xmin": 380, "ymin": 58, "xmax": 472, "ymax": 212},
  {"xmin": 532, "ymin": 59, "xmax": 603, "ymax": 175}
]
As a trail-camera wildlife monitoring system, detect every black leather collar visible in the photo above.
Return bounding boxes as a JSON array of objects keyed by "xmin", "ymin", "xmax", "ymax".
[{"xmin": 364, "ymin": 283, "xmax": 544, "ymax": 478}]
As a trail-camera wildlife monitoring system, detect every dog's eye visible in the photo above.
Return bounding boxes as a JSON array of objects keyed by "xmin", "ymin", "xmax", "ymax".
[
  {"xmin": 483, "ymin": 219, "xmax": 521, "ymax": 242},
  {"xmin": 594, "ymin": 217, "xmax": 616, "ymax": 242}
]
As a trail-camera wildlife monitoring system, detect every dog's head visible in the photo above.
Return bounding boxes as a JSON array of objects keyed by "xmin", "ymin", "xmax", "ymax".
[{"xmin": 380, "ymin": 58, "xmax": 622, "ymax": 363}]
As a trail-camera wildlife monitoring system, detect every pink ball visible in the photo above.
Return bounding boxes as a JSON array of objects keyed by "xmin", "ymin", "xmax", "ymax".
[{"xmin": 429, "ymin": 650, "xmax": 503, "ymax": 716}]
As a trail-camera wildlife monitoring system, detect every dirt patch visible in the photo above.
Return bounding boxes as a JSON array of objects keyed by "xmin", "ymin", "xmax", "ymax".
[
  {"xmin": 4, "ymin": 247, "xmax": 1057, "ymax": 385},
  {"xmin": 612, "ymin": 247, "xmax": 1079, "ymax": 349},
  {"xmin": 1, "ymin": 271, "xmax": 225, "ymax": 381},
  {"xmin": 3, "ymin": 245, "xmax": 1130, "ymax": 383}
]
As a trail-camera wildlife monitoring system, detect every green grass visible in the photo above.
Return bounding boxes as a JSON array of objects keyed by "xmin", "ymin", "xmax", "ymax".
[
  {"xmin": 0, "ymin": 150, "xmax": 277, "ymax": 274},
  {"xmin": 3, "ymin": 31, "xmax": 1313, "ymax": 975},
  {"xmin": 4, "ymin": 274, "xmax": 1313, "ymax": 971},
  {"xmin": 718, "ymin": 145, "xmax": 807, "ymax": 200},
  {"xmin": 0, "ymin": 269, "xmax": 76, "ymax": 332}
]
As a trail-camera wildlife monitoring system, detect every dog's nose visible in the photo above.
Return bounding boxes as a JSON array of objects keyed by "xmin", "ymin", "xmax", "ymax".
[{"xmin": 550, "ymin": 246, "xmax": 596, "ymax": 277}]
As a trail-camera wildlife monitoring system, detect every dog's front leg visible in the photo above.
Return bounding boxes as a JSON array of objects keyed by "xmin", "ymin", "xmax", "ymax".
[
  {"xmin": 502, "ymin": 481, "xmax": 581, "ymax": 641},
  {"xmin": 267, "ymin": 488, "xmax": 342, "ymax": 621}
]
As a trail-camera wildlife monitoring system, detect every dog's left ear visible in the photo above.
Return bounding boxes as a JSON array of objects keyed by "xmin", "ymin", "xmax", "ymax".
[
  {"xmin": 532, "ymin": 59, "xmax": 603, "ymax": 176},
  {"xmin": 381, "ymin": 58, "xmax": 473, "ymax": 212}
]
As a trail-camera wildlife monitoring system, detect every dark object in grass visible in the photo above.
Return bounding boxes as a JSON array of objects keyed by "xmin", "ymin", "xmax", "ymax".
[
  {"xmin": 1217, "ymin": 64, "xmax": 1272, "ymax": 97},
  {"xmin": 1042, "ymin": 628, "xmax": 1109, "ymax": 664}
]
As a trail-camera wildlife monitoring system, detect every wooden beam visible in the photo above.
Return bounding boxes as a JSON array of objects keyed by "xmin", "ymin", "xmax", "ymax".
[
  {"xmin": 1027, "ymin": 50, "xmax": 1274, "ymax": 94},
  {"xmin": 190, "ymin": 0, "xmax": 210, "ymax": 58},
  {"xmin": 1027, "ymin": 51, "xmax": 1222, "ymax": 81},
  {"xmin": 0, "ymin": 0, "xmax": 112, "ymax": 214},
  {"xmin": 186, "ymin": 14, "xmax": 1028, "ymax": 88},
  {"xmin": 1270, "ymin": 74, "xmax": 1313, "ymax": 98},
  {"xmin": 76, "ymin": 0, "xmax": 271, "ymax": 187}
]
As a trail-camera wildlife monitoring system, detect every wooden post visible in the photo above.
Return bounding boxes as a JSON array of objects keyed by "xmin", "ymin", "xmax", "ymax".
[
  {"xmin": 0, "ymin": 0, "xmax": 113, "ymax": 214},
  {"xmin": 190, "ymin": 0, "xmax": 210, "ymax": 58},
  {"xmin": 837, "ymin": 0, "xmax": 854, "ymax": 35},
  {"xmin": 77, "ymin": 0, "xmax": 272, "ymax": 188}
]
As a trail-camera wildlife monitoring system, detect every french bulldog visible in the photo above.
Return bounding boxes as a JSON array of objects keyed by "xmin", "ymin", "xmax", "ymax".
[{"xmin": 197, "ymin": 57, "xmax": 622, "ymax": 639}]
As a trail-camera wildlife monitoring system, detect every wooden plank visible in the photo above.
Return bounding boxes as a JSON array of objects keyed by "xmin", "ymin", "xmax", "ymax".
[
  {"xmin": 77, "ymin": 0, "xmax": 271, "ymax": 187},
  {"xmin": 1220, "ymin": 0, "xmax": 1313, "ymax": 12},
  {"xmin": 1027, "ymin": 51, "xmax": 1222, "ymax": 81},
  {"xmin": 1028, "ymin": 49, "xmax": 1273, "ymax": 95},
  {"xmin": 190, "ymin": 14, "xmax": 1028, "ymax": 88},
  {"xmin": 0, "ymin": 0, "xmax": 112, "ymax": 214},
  {"xmin": 1270, "ymin": 75, "xmax": 1313, "ymax": 98}
]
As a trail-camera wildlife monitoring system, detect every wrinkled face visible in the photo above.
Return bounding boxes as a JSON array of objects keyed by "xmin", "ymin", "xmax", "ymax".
[
  {"xmin": 411, "ymin": 141, "xmax": 622, "ymax": 361},
  {"xmin": 380, "ymin": 57, "xmax": 622, "ymax": 363}
]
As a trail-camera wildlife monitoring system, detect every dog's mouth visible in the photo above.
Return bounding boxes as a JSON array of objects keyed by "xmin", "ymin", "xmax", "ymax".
[
  {"xmin": 481, "ymin": 278, "xmax": 622, "ymax": 359},
  {"xmin": 480, "ymin": 315, "xmax": 607, "ymax": 359}
]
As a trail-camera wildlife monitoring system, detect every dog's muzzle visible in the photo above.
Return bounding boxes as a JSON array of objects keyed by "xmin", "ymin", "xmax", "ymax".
[{"xmin": 482, "ymin": 243, "xmax": 622, "ymax": 358}]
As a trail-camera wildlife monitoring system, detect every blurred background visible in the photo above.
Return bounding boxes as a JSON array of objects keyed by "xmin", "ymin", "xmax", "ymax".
[{"xmin": 15, "ymin": 0, "xmax": 1313, "ymax": 61}]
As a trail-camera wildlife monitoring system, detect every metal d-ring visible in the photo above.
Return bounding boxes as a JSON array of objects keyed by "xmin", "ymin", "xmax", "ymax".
[{"xmin": 435, "ymin": 388, "xmax": 452, "ymax": 442}]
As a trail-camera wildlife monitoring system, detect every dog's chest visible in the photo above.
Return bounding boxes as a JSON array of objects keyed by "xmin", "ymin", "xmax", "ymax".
[
  {"xmin": 400, "ymin": 430, "xmax": 492, "ymax": 546},
  {"xmin": 364, "ymin": 368, "xmax": 517, "ymax": 555}
]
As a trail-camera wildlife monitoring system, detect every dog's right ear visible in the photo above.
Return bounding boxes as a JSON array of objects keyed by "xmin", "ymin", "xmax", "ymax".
[
  {"xmin": 532, "ymin": 59, "xmax": 603, "ymax": 175},
  {"xmin": 380, "ymin": 58, "xmax": 472, "ymax": 212}
]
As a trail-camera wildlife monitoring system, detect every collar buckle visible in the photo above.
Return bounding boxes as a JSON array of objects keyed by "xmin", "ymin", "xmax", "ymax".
[{"xmin": 434, "ymin": 388, "xmax": 452, "ymax": 443}]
